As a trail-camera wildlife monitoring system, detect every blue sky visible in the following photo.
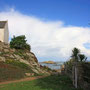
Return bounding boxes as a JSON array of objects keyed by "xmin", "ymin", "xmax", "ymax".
[
  {"xmin": 0, "ymin": 0, "xmax": 90, "ymax": 27},
  {"xmin": 0, "ymin": 0, "xmax": 90, "ymax": 62}
]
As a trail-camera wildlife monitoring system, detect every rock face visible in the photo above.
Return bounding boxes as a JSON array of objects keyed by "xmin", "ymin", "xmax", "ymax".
[{"xmin": 0, "ymin": 41, "xmax": 49, "ymax": 75}]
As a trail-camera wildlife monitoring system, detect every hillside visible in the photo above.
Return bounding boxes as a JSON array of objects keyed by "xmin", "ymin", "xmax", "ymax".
[{"xmin": 0, "ymin": 41, "xmax": 50, "ymax": 82}]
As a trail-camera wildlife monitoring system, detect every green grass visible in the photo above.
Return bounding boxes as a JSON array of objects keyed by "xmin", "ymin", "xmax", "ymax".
[
  {"xmin": 0, "ymin": 75, "xmax": 83, "ymax": 90},
  {"xmin": 0, "ymin": 62, "xmax": 35, "ymax": 82},
  {"xmin": 0, "ymin": 62, "xmax": 26, "ymax": 82}
]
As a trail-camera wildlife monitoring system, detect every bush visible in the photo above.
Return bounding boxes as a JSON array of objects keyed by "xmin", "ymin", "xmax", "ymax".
[{"xmin": 10, "ymin": 35, "xmax": 31, "ymax": 51}]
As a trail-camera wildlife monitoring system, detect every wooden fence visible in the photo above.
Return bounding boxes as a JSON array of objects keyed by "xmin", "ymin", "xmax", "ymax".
[{"xmin": 64, "ymin": 62, "xmax": 90, "ymax": 90}]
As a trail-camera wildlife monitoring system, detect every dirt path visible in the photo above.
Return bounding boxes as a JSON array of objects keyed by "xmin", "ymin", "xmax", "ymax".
[{"xmin": 0, "ymin": 76, "xmax": 47, "ymax": 85}]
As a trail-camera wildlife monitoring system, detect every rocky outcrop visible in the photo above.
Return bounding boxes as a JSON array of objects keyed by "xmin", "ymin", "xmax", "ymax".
[
  {"xmin": 0, "ymin": 41, "xmax": 50, "ymax": 75},
  {"xmin": 43, "ymin": 61, "xmax": 56, "ymax": 64}
]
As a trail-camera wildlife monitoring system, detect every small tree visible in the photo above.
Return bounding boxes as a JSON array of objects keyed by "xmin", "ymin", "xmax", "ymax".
[
  {"xmin": 71, "ymin": 47, "xmax": 87, "ymax": 62},
  {"xmin": 71, "ymin": 47, "xmax": 80, "ymax": 62},
  {"xmin": 10, "ymin": 35, "xmax": 31, "ymax": 51},
  {"xmin": 79, "ymin": 54, "xmax": 87, "ymax": 62}
]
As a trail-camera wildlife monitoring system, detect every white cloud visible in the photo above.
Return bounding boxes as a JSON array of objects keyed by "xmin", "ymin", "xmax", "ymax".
[{"xmin": 0, "ymin": 9, "xmax": 90, "ymax": 61}]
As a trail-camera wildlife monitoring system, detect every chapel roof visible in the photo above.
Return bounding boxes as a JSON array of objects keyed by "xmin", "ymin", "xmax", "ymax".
[{"xmin": 0, "ymin": 21, "xmax": 7, "ymax": 28}]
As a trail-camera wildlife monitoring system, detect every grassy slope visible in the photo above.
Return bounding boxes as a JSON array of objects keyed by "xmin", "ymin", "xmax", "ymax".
[
  {"xmin": 0, "ymin": 62, "xmax": 34, "ymax": 82},
  {"xmin": 0, "ymin": 75, "xmax": 83, "ymax": 90}
]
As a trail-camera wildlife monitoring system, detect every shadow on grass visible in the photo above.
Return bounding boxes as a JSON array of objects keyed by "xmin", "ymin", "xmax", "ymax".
[{"xmin": 35, "ymin": 75, "xmax": 83, "ymax": 90}]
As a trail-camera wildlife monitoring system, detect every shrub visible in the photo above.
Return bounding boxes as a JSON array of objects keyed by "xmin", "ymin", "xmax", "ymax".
[{"xmin": 10, "ymin": 35, "xmax": 31, "ymax": 51}]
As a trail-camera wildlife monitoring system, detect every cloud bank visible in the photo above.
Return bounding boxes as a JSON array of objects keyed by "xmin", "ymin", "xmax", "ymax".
[{"xmin": 0, "ymin": 9, "xmax": 90, "ymax": 61}]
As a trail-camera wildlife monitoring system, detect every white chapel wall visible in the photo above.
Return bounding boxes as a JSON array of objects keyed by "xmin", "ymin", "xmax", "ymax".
[
  {"xmin": 4, "ymin": 22, "xmax": 9, "ymax": 43},
  {"xmin": 0, "ymin": 28, "xmax": 4, "ymax": 42}
]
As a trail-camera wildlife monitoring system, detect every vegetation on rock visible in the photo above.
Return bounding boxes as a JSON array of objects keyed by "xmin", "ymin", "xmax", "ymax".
[
  {"xmin": 10, "ymin": 35, "xmax": 31, "ymax": 51},
  {"xmin": 0, "ymin": 41, "xmax": 51, "ymax": 82},
  {"xmin": 5, "ymin": 59, "xmax": 33, "ymax": 71}
]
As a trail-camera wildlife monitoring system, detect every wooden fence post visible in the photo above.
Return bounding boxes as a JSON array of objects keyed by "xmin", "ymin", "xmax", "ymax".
[
  {"xmin": 75, "ymin": 66, "xmax": 78, "ymax": 88},
  {"xmin": 72, "ymin": 62, "xmax": 78, "ymax": 88},
  {"xmin": 72, "ymin": 65, "xmax": 75, "ymax": 86}
]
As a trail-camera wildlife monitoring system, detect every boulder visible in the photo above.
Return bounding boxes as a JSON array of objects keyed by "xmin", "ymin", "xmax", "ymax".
[
  {"xmin": 0, "ymin": 56, "xmax": 5, "ymax": 62},
  {"xmin": 25, "ymin": 73, "xmax": 34, "ymax": 76}
]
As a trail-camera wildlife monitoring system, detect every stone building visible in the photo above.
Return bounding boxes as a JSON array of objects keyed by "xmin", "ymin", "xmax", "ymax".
[{"xmin": 0, "ymin": 21, "xmax": 9, "ymax": 43}]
